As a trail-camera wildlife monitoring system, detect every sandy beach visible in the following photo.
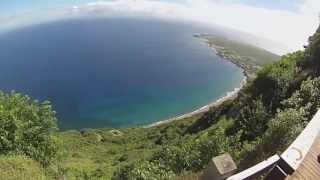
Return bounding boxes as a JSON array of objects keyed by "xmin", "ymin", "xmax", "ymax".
[
  {"xmin": 145, "ymin": 37, "xmax": 248, "ymax": 128},
  {"xmin": 146, "ymin": 76, "xmax": 247, "ymax": 128}
]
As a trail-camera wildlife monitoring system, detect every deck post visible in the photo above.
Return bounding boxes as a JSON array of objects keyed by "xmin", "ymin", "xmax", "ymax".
[{"xmin": 200, "ymin": 153, "xmax": 237, "ymax": 180}]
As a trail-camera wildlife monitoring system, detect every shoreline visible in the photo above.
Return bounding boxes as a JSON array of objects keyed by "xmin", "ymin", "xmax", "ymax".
[
  {"xmin": 202, "ymin": 37, "xmax": 256, "ymax": 79},
  {"xmin": 145, "ymin": 78, "xmax": 246, "ymax": 128},
  {"xmin": 145, "ymin": 37, "xmax": 248, "ymax": 128}
]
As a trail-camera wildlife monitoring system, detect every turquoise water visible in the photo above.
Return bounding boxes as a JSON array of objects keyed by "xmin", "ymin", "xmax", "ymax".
[{"xmin": 0, "ymin": 17, "xmax": 244, "ymax": 129}]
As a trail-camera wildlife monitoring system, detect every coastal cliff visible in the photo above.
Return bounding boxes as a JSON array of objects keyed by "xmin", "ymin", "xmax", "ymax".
[
  {"xmin": 2, "ymin": 27, "xmax": 320, "ymax": 179},
  {"xmin": 197, "ymin": 34, "xmax": 280, "ymax": 79}
]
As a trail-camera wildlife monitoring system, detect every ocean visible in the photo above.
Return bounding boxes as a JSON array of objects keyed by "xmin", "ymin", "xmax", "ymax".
[{"xmin": 0, "ymin": 16, "xmax": 244, "ymax": 129}]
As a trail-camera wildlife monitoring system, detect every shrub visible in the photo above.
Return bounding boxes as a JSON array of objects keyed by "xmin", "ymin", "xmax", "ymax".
[
  {"xmin": 0, "ymin": 91, "xmax": 59, "ymax": 166},
  {"xmin": 262, "ymin": 108, "xmax": 307, "ymax": 153},
  {"xmin": 282, "ymin": 77, "xmax": 320, "ymax": 119},
  {"xmin": 236, "ymin": 98, "xmax": 269, "ymax": 141},
  {"xmin": 113, "ymin": 162, "xmax": 174, "ymax": 180},
  {"xmin": 0, "ymin": 155, "xmax": 46, "ymax": 180},
  {"xmin": 253, "ymin": 52, "xmax": 301, "ymax": 110}
]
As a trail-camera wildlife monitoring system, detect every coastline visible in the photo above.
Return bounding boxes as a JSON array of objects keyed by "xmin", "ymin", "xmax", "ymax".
[
  {"xmin": 145, "ymin": 38, "xmax": 248, "ymax": 128},
  {"xmin": 145, "ymin": 77, "xmax": 246, "ymax": 128}
]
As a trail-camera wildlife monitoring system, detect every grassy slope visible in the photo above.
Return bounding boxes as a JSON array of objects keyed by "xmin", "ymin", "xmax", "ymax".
[
  {"xmin": 203, "ymin": 35, "xmax": 280, "ymax": 78},
  {"xmin": 56, "ymin": 36, "xmax": 281, "ymax": 179},
  {"xmin": 58, "ymin": 117, "xmax": 197, "ymax": 179},
  {"xmin": 2, "ymin": 26, "xmax": 319, "ymax": 180},
  {"xmin": 0, "ymin": 155, "xmax": 46, "ymax": 180},
  {"xmin": 205, "ymin": 35, "xmax": 280, "ymax": 65}
]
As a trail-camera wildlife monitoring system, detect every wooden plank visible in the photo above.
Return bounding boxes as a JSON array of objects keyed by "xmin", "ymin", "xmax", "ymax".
[
  {"xmin": 227, "ymin": 155, "xmax": 280, "ymax": 180},
  {"xmin": 223, "ymin": 111, "xmax": 320, "ymax": 180},
  {"xmin": 286, "ymin": 133, "xmax": 320, "ymax": 180},
  {"xmin": 281, "ymin": 111, "xmax": 320, "ymax": 170}
]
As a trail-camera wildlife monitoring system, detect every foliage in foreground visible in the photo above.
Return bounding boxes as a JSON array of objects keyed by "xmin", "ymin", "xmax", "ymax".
[
  {"xmin": 0, "ymin": 27, "xmax": 319, "ymax": 179},
  {"xmin": 110, "ymin": 27, "xmax": 320, "ymax": 178},
  {"xmin": 0, "ymin": 155, "xmax": 46, "ymax": 180},
  {"xmin": 0, "ymin": 91, "xmax": 59, "ymax": 167}
]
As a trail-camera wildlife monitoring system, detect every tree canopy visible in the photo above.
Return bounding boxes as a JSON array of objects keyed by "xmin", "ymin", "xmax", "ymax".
[{"xmin": 0, "ymin": 91, "xmax": 59, "ymax": 167}]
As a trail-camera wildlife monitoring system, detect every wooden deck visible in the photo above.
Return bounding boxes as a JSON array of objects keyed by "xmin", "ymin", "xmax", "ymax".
[
  {"xmin": 286, "ymin": 133, "xmax": 320, "ymax": 180},
  {"xmin": 201, "ymin": 112, "xmax": 320, "ymax": 180},
  {"xmin": 225, "ymin": 111, "xmax": 320, "ymax": 180}
]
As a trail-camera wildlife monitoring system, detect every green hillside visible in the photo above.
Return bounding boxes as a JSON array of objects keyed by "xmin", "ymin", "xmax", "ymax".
[
  {"xmin": 198, "ymin": 34, "xmax": 280, "ymax": 78},
  {"xmin": 0, "ymin": 27, "xmax": 319, "ymax": 179},
  {"xmin": 205, "ymin": 35, "xmax": 280, "ymax": 65}
]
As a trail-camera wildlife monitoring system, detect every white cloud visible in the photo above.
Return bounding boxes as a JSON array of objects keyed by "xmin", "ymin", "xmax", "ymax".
[
  {"xmin": 300, "ymin": 0, "xmax": 320, "ymax": 15},
  {"xmin": 84, "ymin": 0, "xmax": 320, "ymax": 54},
  {"xmin": 2, "ymin": 0, "xmax": 319, "ymax": 54}
]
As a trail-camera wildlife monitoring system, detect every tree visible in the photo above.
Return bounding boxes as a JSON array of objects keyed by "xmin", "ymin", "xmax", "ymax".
[
  {"xmin": 253, "ymin": 52, "xmax": 302, "ymax": 111},
  {"xmin": 0, "ymin": 91, "xmax": 59, "ymax": 167},
  {"xmin": 282, "ymin": 77, "xmax": 320, "ymax": 119},
  {"xmin": 236, "ymin": 99, "xmax": 269, "ymax": 141},
  {"xmin": 113, "ymin": 162, "xmax": 174, "ymax": 180},
  {"xmin": 305, "ymin": 27, "xmax": 320, "ymax": 74},
  {"xmin": 261, "ymin": 108, "xmax": 307, "ymax": 154}
]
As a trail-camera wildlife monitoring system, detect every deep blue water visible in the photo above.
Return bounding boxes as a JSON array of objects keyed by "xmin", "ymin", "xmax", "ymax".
[{"xmin": 0, "ymin": 17, "xmax": 244, "ymax": 129}]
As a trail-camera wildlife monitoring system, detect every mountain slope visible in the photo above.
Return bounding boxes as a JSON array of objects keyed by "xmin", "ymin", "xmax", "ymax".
[{"xmin": 0, "ymin": 27, "xmax": 319, "ymax": 179}]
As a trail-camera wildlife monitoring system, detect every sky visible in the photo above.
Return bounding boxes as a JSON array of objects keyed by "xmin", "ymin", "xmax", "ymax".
[{"xmin": 1, "ymin": 0, "xmax": 320, "ymax": 54}]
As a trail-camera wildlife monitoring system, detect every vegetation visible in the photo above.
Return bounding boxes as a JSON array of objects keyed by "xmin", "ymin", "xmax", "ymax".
[
  {"xmin": 200, "ymin": 35, "xmax": 280, "ymax": 78},
  {"xmin": 0, "ymin": 155, "xmax": 46, "ymax": 180},
  {"xmin": 0, "ymin": 27, "xmax": 319, "ymax": 179},
  {"xmin": 0, "ymin": 92, "xmax": 59, "ymax": 167}
]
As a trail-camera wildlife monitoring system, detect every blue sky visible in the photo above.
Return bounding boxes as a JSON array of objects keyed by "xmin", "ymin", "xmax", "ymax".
[
  {"xmin": 0, "ymin": 0, "xmax": 319, "ymax": 54},
  {"xmin": 0, "ymin": 0, "xmax": 308, "ymax": 16},
  {"xmin": 0, "ymin": 0, "xmax": 93, "ymax": 16},
  {"xmin": 225, "ymin": 0, "xmax": 304, "ymax": 11}
]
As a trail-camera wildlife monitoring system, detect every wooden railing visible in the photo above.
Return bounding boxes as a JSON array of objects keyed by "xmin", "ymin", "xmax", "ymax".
[
  {"xmin": 226, "ymin": 155, "xmax": 280, "ymax": 180},
  {"xmin": 226, "ymin": 110, "xmax": 320, "ymax": 180},
  {"xmin": 281, "ymin": 111, "xmax": 320, "ymax": 170}
]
